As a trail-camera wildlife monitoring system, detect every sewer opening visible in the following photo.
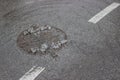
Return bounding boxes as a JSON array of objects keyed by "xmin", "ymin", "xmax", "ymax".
[{"xmin": 17, "ymin": 24, "xmax": 67, "ymax": 57}]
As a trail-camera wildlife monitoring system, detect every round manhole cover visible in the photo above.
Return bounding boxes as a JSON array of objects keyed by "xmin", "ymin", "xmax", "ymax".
[{"xmin": 17, "ymin": 24, "xmax": 67, "ymax": 57}]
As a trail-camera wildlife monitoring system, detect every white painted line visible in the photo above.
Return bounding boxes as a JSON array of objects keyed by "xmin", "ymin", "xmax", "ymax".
[
  {"xmin": 19, "ymin": 66, "xmax": 45, "ymax": 80},
  {"xmin": 88, "ymin": 2, "xmax": 120, "ymax": 24}
]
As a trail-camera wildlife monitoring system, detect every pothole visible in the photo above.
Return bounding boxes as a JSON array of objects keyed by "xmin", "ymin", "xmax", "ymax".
[{"xmin": 17, "ymin": 24, "xmax": 67, "ymax": 57}]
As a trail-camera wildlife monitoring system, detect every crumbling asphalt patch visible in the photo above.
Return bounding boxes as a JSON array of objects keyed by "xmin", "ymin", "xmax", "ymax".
[{"xmin": 17, "ymin": 24, "xmax": 67, "ymax": 57}]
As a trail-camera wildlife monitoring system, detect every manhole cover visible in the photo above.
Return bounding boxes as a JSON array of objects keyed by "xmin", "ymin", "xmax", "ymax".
[{"xmin": 17, "ymin": 24, "xmax": 67, "ymax": 57}]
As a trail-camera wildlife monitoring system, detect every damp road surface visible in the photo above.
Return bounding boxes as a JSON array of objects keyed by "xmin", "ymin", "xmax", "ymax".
[{"xmin": 0, "ymin": 0, "xmax": 120, "ymax": 80}]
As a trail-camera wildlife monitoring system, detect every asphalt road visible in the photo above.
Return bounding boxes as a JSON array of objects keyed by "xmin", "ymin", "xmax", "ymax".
[{"xmin": 0, "ymin": 0, "xmax": 120, "ymax": 80}]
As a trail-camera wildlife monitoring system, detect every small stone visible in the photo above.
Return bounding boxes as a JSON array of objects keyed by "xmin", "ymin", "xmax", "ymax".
[
  {"xmin": 40, "ymin": 43, "xmax": 48, "ymax": 52},
  {"xmin": 33, "ymin": 33, "xmax": 37, "ymax": 36},
  {"xmin": 45, "ymin": 25, "xmax": 51, "ymax": 30},
  {"xmin": 57, "ymin": 41, "xmax": 62, "ymax": 46},
  {"xmin": 36, "ymin": 27, "xmax": 41, "ymax": 31},
  {"xmin": 28, "ymin": 27, "xmax": 34, "ymax": 33},
  {"xmin": 37, "ymin": 31, "xmax": 41, "ymax": 35},
  {"xmin": 33, "ymin": 31, "xmax": 41, "ymax": 36},
  {"xmin": 23, "ymin": 31, "xmax": 28, "ymax": 35},
  {"xmin": 31, "ymin": 24, "xmax": 37, "ymax": 27},
  {"xmin": 48, "ymin": 26, "xmax": 51, "ymax": 30},
  {"xmin": 54, "ymin": 45, "xmax": 59, "ymax": 49},
  {"xmin": 40, "ymin": 26, "xmax": 46, "ymax": 31},
  {"xmin": 51, "ymin": 42, "xmax": 60, "ymax": 49},
  {"xmin": 30, "ymin": 48, "xmax": 37, "ymax": 53},
  {"xmin": 60, "ymin": 40, "xmax": 67, "ymax": 44}
]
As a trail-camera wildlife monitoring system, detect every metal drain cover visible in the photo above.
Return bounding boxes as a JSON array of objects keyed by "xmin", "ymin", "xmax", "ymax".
[{"xmin": 17, "ymin": 24, "xmax": 67, "ymax": 57}]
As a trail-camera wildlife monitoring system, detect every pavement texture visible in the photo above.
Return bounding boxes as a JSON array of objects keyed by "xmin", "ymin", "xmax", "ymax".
[{"xmin": 0, "ymin": 0, "xmax": 120, "ymax": 80}]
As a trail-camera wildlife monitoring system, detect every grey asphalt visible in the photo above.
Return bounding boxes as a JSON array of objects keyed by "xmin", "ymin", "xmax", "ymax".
[{"xmin": 0, "ymin": 0, "xmax": 120, "ymax": 80}]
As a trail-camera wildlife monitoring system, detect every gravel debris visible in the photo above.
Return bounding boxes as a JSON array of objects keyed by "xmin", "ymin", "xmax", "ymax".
[
  {"xmin": 30, "ymin": 47, "xmax": 38, "ymax": 53},
  {"xmin": 40, "ymin": 43, "xmax": 48, "ymax": 52}
]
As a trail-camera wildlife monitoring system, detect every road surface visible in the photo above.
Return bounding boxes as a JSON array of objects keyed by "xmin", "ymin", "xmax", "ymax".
[{"xmin": 0, "ymin": 0, "xmax": 120, "ymax": 80}]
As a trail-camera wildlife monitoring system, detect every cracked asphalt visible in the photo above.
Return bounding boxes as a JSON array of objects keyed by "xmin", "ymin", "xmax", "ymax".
[{"xmin": 0, "ymin": 0, "xmax": 120, "ymax": 80}]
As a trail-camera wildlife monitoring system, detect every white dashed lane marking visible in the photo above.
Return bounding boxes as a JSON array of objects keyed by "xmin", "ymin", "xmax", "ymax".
[
  {"xmin": 19, "ymin": 66, "xmax": 45, "ymax": 80},
  {"xmin": 88, "ymin": 2, "xmax": 120, "ymax": 24}
]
